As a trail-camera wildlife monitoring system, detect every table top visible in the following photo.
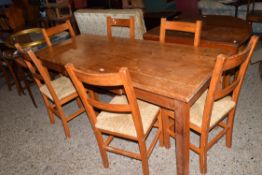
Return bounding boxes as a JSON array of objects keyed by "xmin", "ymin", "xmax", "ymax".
[
  {"xmin": 144, "ymin": 15, "xmax": 252, "ymax": 51},
  {"xmin": 36, "ymin": 35, "xmax": 230, "ymax": 104}
]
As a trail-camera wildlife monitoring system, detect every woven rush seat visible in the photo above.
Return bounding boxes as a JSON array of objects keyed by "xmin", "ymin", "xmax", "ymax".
[
  {"xmin": 40, "ymin": 76, "xmax": 76, "ymax": 101},
  {"xmin": 96, "ymin": 95, "xmax": 160, "ymax": 137},
  {"xmin": 190, "ymin": 90, "xmax": 236, "ymax": 128}
]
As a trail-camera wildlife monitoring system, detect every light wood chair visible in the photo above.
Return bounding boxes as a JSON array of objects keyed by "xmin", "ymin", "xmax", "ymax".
[
  {"xmin": 106, "ymin": 16, "xmax": 135, "ymax": 40},
  {"xmin": 163, "ymin": 35, "xmax": 259, "ymax": 174},
  {"xmin": 159, "ymin": 17, "xmax": 202, "ymax": 47},
  {"xmin": 42, "ymin": 20, "xmax": 75, "ymax": 47},
  {"xmin": 65, "ymin": 64, "xmax": 163, "ymax": 175},
  {"xmin": 15, "ymin": 43, "xmax": 85, "ymax": 138}
]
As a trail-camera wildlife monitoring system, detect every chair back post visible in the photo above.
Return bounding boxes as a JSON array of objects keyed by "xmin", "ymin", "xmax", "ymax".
[
  {"xmin": 201, "ymin": 54, "xmax": 226, "ymax": 132},
  {"xmin": 160, "ymin": 18, "xmax": 167, "ymax": 43},
  {"xmin": 27, "ymin": 50, "xmax": 62, "ymax": 104},
  {"xmin": 129, "ymin": 17, "xmax": 135, "ymax": 40},
  {"xmin": 231, "ymin": 35, "xmax": 258, "ymax": 101},
  {"xmin": 194, "ymin": 20, "xmax": 202, "ymax": 47},
  {"xmin": 65, "ymin": 63, "xmax": 98, "ymax": 128},
  {"xmin": 107, "ymin": 16, "xmax": 113, "ymax": 40},
  {"xmin": 119, "ymin": 67, "xmax": 145, "ymax": 137}
]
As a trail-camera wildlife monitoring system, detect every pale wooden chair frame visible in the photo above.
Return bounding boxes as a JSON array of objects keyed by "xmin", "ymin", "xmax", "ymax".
[
  {"xmin": 15, "ymin": 43, "xmax": 85, "ymax": 138},
  {"xmin": 106, "ymin": 16, "xmax": 135, "ymax": 40},
  {"xmin": 42, "ymin": 20, "xmax": 75, "ymax": 47},
  {"xmin": 65, "ymin": 64, "xmax": 163, "ymax": 175},
  {"xmin": 163, "ymin": 35, "xmax": 259, "ymax": 174},
  {"xmin": 159, "ymin": 17, "xmax": 202, "ymax": 47}
]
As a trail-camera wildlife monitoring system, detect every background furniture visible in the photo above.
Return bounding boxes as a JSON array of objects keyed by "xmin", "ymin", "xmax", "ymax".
[
  {"xmin": 45, "ymin": 0, "xmax": 73, "ymax": 26},
  {"xmin": 7, "ymin": 27, "xmax": 47, "ymax": 108},
  {"xmin": 174, "ymin": 0, "xmax": 199, "ymax": 17},
  {"xmin": 74, "ymin": 9, "xmax": 146, "ymax": 39},
  {"xmin": 0, "ymin": 6, "xmax": 24, "ymax": 33},
  {"xmin": 0, "ymin": 45, "xmax": 21, "ymax": 93},
  {"xmin": 122, "ymin": 0, "xmax": 144, "ymax": 9},
  {"xmin": 144, "ymin": 15, "xmax": 252, "ymax": 53},
  {"xmin": 0, "ymin": 13, "xmax": 13, "ymax": 33},
  {"xmin": 220, "ymin": 0, "xmax": 248, "ymax": 17},
  {"xmin": 143, "ymin": 10, "xmax": 180, "ymax": 30},
  {"xmin": 198, "ymin": 0, "xmax": 262, "ymax": 33},
  {"xmin": 246, "ymin": 0, "xmax": 262, "ymax": 34}
]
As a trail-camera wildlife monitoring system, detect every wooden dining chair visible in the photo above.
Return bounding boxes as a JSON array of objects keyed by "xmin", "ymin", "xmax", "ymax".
[
  {"xmin": 163, "ymin": 35, "xmax": 259, "ymax": 174},
  {"xmin": 159, "ymin": 17, "xmax": 202, "ymax": 47},
  {"xmin": 42, "ymin": 20, "xmax": 75, "ymax": 47},
  {"xmin": 15, "ymin": 43, "xmax": 85, "ymax": 138},
  {"xmin": 106, "ymin": 16, "xmax": 135, "ymax": 40},
  {"xmin": 65, "ymin": 64, "xmax": 163, "ymax": 175}
]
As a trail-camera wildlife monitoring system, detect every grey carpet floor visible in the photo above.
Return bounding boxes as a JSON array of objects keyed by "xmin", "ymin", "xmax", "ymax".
[{"xmin": 0, "ymin": 61, "xmax": 262, "ymax": 175}]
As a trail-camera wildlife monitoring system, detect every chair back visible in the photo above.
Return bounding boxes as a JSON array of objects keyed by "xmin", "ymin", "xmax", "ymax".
[
  {"xmin": 65, "ymin": 64, "xmax": 145, "ymax": 137},
  {"xmin": 202, "ymin": 35, "xmax": 259, "ymax": 129},
  {"xmin": 15, "ymin": 43, "xmax": 61, "ymax": 103},
  {"xmin": 160, "ymin": 18, "xmax": 202, "ymax": 47},
  {"xmin": 42, "ymin": 20, "xmax": 75, "ymax": 47},
  {"xmin": 107, "ymin": 16, "xmax": 135, "ymax": 40}
]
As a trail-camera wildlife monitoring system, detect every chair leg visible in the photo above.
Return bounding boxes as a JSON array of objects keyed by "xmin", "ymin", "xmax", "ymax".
[
  {"xmin": 162, "ymin": 109, "xmax": 171, "ymax": 148},
  {"xmin": 76, "ymin": 97, "xmax": 83, "ymax": 108},
  {"xmin": 24, "ymin": 78, "xmax": 38, "ymax": 108},
  {"xmin": 158, "ymin": 109, "xmax": 164, "ymax": 147},
  {"xmin": 138, "ymin": 140, "xmax": 149, "ymax": 175},
  {"xmin": 19, "ymin": 68, "xmax": 38, "ymax": 108},
  {"xmin": 95, "ymin": 130, "xmax": 109, "ymax": 168},
  {"xmin": 42, "ymin": 95, "xmax": 55, "ymax": 124},
  {"xmin": 61, "ymin": 117, "xmax": 70, "ymax": 138},
  {"xmin": 58, "ymin": 107, "xmax": 71, "ymax": 138},
  {"xmin": 6, "ymin": 61, "xmax": 23, "ymax": 95},
  {"xmin": 199, "ymin": 134, "xmax": 208, "ymax": 174},
  {"xmin": 0, "ymin": 63, "xmax": 12, "ymax": 90},
  {"xmin": 226, "ymin": 110, "xmax": 236, "ymax": 148}
]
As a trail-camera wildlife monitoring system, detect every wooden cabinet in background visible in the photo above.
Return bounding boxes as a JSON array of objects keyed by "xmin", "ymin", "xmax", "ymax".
[{"xmin": 2, "ymin": 6, "xmax": 25, "ymax": 31}]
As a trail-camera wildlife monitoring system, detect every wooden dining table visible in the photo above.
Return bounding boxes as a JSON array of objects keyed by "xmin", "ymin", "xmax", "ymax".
[{"xmin": 36, "ymin": 34, "xmax": 232, "ymax": 175}]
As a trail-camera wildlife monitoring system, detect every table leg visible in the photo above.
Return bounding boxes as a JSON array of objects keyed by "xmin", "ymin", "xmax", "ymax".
[{"xmin": 174, "ymin": 101, "xmax": 190, "ymax": 175}]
